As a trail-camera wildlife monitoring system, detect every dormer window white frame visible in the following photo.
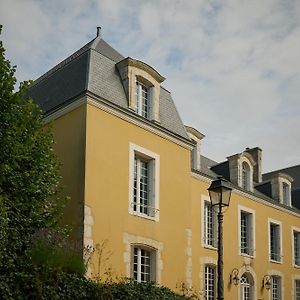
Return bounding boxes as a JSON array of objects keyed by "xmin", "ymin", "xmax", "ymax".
[
  {"xmin": 270, "ymin": 173, "xmax": 293, "ymax": 206},
  {"xmin": 242, "ymin": 162, "xmax": 251, "ymax": 191},
  {"xmin": 136, "ymin": 80, "xmax": 151, "ymax": 119},
  {"xmin": 116, "ymin": 57, "xmax": 165, "ymax": 123},
  {"xmin": 238, "ymin": 154, "xmax": 255, "ymax": 192}
]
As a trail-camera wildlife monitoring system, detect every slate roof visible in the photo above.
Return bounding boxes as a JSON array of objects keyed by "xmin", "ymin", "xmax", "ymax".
[
  {"xmin": 263, "ymin": 164, "xmax": 300, "ymax": 190},
  {"xmin": 26, "ymin": 37, "xmax": 189, "ymax": 140}
]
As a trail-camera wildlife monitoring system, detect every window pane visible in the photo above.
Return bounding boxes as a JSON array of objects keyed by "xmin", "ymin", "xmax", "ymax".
[
  {"xmin": 271, "ymin": 276, "xmax": 281, "ymax": 300},
  {"xmin": 294, "ymin": 231, "xmax": 300, "ymax": 266},
  {"xmin": 296, "ymin": 280, "xmax": 300, "ymax": 300},
  {"xmin": 205, "ymin": 265, "xmax": 215, "ymax": 300},
  {"xmin": 133, "ymin": 247, "xmax": 153, "ymax": 283},
  {"xmin": 270, "ymin": 224, "xmax": 280, "ymax": 261},
  {"xmin": 204, "ymin": 203, "xmax": 215, "ymax": 247}
]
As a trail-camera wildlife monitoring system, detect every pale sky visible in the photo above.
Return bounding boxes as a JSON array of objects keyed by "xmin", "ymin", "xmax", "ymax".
[{"xmin": 1, "ymin": 0, "xmax": 299, "ymax": 173}]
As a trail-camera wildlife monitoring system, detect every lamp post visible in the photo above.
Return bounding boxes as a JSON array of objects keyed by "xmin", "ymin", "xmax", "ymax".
[{"xmin": 207, "ymin": 177, "xmax": 232, "ymax": 300}]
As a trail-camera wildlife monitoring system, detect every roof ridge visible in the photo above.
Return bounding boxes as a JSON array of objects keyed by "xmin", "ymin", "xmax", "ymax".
[
  {"xmin": 263, "ymin": 163, "xmax": 300, "ymax": 176},
  {"xmin": 32, "ymin": 38, "xmax": 96, "ymax": 87}
]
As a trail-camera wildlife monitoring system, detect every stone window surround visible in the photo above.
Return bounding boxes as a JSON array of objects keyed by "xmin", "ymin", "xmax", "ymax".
[
  {"xmin": 238, "ymin": 154, "xmax": 255, "ymax": 192},
  {"xmin": 123, "ymin": 233, "xmax": 163, "ymax": 284},
  {"xmin": 201, "ymin": 195, "xmax": 217, "ymax": 250},
  {"xmin": 268, "ymin": 218, "xmax": 283, "ymax": 264},
  {"xmin": 128, "ymin": 143, "xmax": 160, "ymax": 222},
  {"xmin": 116, "ymin": 58, "xmax": 165, "ymax": 123},
  {"xmin": 292, "ymin": 226, "xmax": 300, "ymax": 268},
  {"xmin": 268, "ymin": 270, "xmax": 284, "ymax": 300},
  {"xmin": 238, "ymin": 205, "xmax": 256, "ymax": 258}
]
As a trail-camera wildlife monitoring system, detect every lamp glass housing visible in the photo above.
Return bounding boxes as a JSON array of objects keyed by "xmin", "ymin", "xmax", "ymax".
[{"xmin": 208, "ymin": 178, "xmax": 232, "ymax": 207}]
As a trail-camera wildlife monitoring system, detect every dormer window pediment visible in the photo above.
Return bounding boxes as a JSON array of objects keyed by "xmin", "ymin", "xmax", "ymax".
[
  {"xmin": 116, "ymin": 57, "xmax": 165, "ymax": 122},
  {"xmin": 270, "ymin": 173, "xmax": 293, "ymax": 206},
  {"xmin": 227, "ymin": 151, "xmax": 255, "ymax": 191}
]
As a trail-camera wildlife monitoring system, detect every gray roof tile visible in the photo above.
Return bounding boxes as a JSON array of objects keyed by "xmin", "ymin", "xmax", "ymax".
[{"xmin": 27, "ymin": 37, "xmax": 189, "ymax": 140}]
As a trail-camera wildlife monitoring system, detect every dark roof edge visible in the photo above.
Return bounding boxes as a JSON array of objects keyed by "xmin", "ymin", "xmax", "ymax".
[
  {"xmin": 31, "ymin": 39, "xmax": 95, "ymax": 87},
  {"xmin": 191, "ymin": 169, "xmax": 300, "ymax": 214},
  {"xmin": 263, "ymin": 163, "xmax": 300, "ymax": 176}
]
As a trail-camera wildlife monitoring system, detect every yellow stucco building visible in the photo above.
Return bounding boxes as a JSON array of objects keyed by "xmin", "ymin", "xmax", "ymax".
[{"xmin": 27, "ymin": 30, "xmax": 300, "ymax": 300}]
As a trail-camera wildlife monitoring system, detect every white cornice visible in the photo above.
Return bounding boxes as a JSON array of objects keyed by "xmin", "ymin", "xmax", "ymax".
[
  {"xmin": 43, "ymin": 95, "xmax": 193, "ymax": 150},
  {"xmin": 191, "ymin": 172, "xmax": 300, "ymax": 217},
  {"xmin": 86, "ymin": 96, "xmax": 193, "ymax": 150}
]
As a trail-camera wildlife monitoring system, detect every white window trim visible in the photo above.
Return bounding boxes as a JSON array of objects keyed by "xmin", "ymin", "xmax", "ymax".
[
  {"xmin": 129, "ymin": 143, "xmax": 160, "ymax": 222},
  {"xmin": 268, "ymin": 270, "xmax": 284, "ymax": 300},
  {"xmin": 123, "ymin": 233, "xmax": 163, "ymax": 284},
  {"xmin": 201, "ymin": 195, "xmax": 217, "ymax": 250},
  {"xmin": 238, "ymin": 205, "xmax": 256, "ymax": 258},
  {"xmin": 292, "ymin": 274, "xmax": 300, "ymax": 300},
  {"xmin": 204, "ymin": 264, "xmax": 216, "ymax": 300},
  {"xmin": 280, "ymin": 178, "xmax": 292, "ymax": 206},
  {"xmin": 132, "ymin": 245, "xmax": 156, "ymax": 282},
  {"xmin": 238, "ymin": 156, "xmax": 254, "ymax": 192},
  {"xmin": 268, "ymin": 218, "xmax": 283, "ymax": 264},
  {"xmin": 292, "ymin": 226, "xmax": 300, "ymax": 268}
]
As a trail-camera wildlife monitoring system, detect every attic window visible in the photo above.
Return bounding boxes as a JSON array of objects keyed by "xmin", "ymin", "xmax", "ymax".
[
  {"xmin": 242, "ymin": 162, "xmax": 251, "ymax": 191},
  {"xmin": 282, "ymin": 182, "xmax": 290, "ymax": 206},
  {"xmin": 136, "ymin": 81, "xmax": 150, "ymax": 119}
]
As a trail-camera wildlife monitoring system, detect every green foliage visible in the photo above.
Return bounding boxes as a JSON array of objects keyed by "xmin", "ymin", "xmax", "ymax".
[
  {"xmin": 0, "ymin": 25, "xmax": 63, "ymax": 267},
  {"xmin": 0, "ymin": 266, "xmax": 194, "ymax": 300},
  {"xmin": 29, "ymin": 232, "xmax": 86, "ymax": 276}
]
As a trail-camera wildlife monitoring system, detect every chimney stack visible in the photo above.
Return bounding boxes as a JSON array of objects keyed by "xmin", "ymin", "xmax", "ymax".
[{"xmin": 96, "ymin": 26, "xmax": 101, "ymax": 38}]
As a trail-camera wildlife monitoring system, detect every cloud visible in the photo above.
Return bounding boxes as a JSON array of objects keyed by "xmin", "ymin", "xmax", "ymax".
[{"xmin": 1, "ymin": 0, "xmax": 299, "ymax": 172}]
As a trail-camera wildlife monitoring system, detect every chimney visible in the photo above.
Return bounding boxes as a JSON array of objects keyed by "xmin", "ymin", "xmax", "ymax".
[
  {"xmin": 245, "ymin": 147, "xmax": 262, "ymax": 183},
  {"xmin": 96, "ymin": 26, "xmax": 101, "ymax": 38}
]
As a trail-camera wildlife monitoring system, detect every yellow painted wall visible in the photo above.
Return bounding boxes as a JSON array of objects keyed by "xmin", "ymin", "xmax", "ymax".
[
  {"xmin": 50, "ymin": 104, "xmax": 86, "ymax": 244},
  {"xmin": 84, "ymin": 103, "xmax": 192, "ymax": 290},
  {"xmin": 191, "ymin": 174, "xmax": 300, "ymax": 299},
  {"xmin": 49, "ymin": 100, "xmax": 300, "ymax": 298}
]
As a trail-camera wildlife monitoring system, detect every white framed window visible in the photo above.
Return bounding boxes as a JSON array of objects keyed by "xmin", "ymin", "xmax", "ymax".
[
  {"xmin": 240, "ymin": 273, "xmax": 254, "ymax": 300},
  {"xmin": 269, "ymin": 219, "xmax": 282, "ymax": 263},
  {"xmin": 295, "ymin": 279, "xmax": 300, "ymax": 300},
  {"xmin": 202, "ymin": 197, "xmax": 217, "ymax": 249},
  {"xmin": 293, "ymin": 228, "xmax": 300, "ymax": 267},
  {"xmin": 136, "ymin": 81, "xmax": 151, "ymax": 119},
  {"xmin": 242, "ymin": 162, "xmax": 251, "ymax": 191},
  {"xmin": 204, "ymin": 265, "xmax": 216, "ymax": 300},
  {"xmin": 238, "ymin": 206, "xmax": 255, "ymax": 257},
  {"xmin": 271, "ymin": 276, "xmax": 282, "ymax": 300},
  {"xmin": 132, "ymin": 246, "xmax": 156, "ymax": 283},
  {"xmin": 204, "ymin": 202, "xmax": 217, "ymax": 247},
  {"xmin": 129, "ymin": 143, "xmax": 160, "ymax": 221},
  {"xmin": 282, "ymin": 182, "xmax": 290, "ymax": 206}
]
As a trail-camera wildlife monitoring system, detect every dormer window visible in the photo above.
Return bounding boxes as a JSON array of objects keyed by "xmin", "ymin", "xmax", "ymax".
[
  {"xmin": 136, "ymin": 81, "xmax": 150, "ymax": 118},
  {"xmin": 242, "ymin": 162, "xmax": 251, "ymax": 191},
  {"xmin": 282, "ymin": 182, "xmax": 290, "ymax": 206},
  {"xmin": 116, "ymin": 57, "xmax": 165, "ymax": 123}
]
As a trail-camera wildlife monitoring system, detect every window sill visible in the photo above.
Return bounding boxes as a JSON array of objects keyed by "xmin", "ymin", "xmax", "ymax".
[
  {"xmin": 240, "ymin": 253, "xmax": 255, "ymax": 259},
  {"xmin": 269, "ymin": 259, "xmax": 282, "ymax": 264},
  {"xmin": 203, "ymin": 244, "xmax": 217, "ymax": 251},
  {"xmin": 129, "ymin": 212, "xmax": 159, "ymax": 222},
  {"xmin": 293, "ymin": 264, "xmax": 300, "ymax": 269}
]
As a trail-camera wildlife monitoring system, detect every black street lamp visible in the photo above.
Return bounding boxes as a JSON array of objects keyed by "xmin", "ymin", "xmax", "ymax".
[{"xmin": 207, "ymin": 177, "xmax": 232, "ymax": 300}]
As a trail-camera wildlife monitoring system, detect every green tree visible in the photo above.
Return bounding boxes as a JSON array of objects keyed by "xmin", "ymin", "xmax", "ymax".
[{"xmin": 0, "ymin": 24, "xmax": 62, "ymax": 270}]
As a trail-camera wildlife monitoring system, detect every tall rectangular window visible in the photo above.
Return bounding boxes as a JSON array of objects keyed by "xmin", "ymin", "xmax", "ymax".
[
  {"xmin": 136, "ymin": 81, "xmax": 150, "ymax": 119},
  {"xmin": 133, "ymin": 246, "xmax": 155, "ymax": 283},
  {"xmin": 282, "ymin": 182, "xmax": 290, "ymax": 205},
  {"xmin": 294, "ymin": 230, "xmax": 300, "ymax": 266},
  {"xmin": 134, "ymin": 157, "xmax": 150, "ymax": 215},
  {"xmin": 204, "ymin": 265, "xmax": 216, "ymax": 300},
  {"xmin": 240, "ymin": 211, "xmax": 253, "ymax": 255},
  {"xmin": 295, "ymin": 280, "xmax": 300, "ymax": 300},
  {"xmin": 129, "ymin": 144, "xmax": 160, "ymax": 221},
  {"xmin": 270, "ymin": 222, "xmax": 281, "ymax": 262},
  {"xmin": 271, "ymin": 276, "xmax": 281, "ymax": 300},
  {"xmin": 204, "ymin": 202, "xmax": 217, "ymax": 247}
]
